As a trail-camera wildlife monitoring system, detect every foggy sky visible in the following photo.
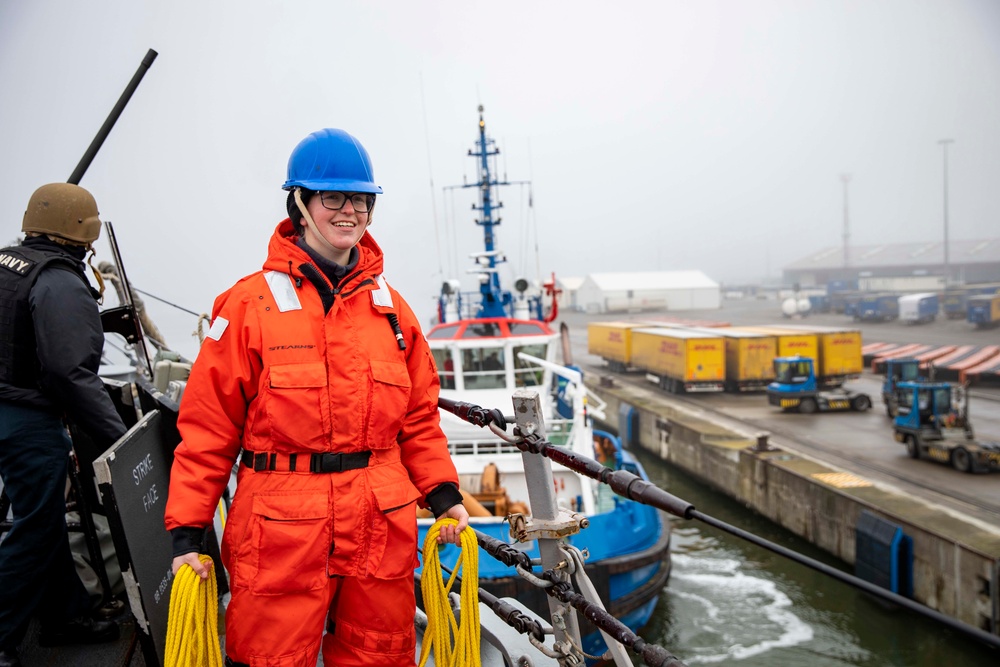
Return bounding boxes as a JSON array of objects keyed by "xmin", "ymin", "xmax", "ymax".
[{"xmin": 2, "ymin": 0, "xmax": 998, "ymax": 360}]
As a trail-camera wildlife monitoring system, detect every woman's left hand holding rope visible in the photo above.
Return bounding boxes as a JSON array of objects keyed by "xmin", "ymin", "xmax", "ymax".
[
  {"xmin": 436, "ymin": 504, "xmax": 470, "ymax": 545},
  {"xmin": 172, "ymin": 553, "xmax": 213, "ymax": 579}
]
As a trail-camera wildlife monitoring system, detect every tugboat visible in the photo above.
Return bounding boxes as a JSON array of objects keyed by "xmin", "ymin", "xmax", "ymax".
[{"xmin": 417, "ymin": 106, "xmax": 672, "ymax": 658}]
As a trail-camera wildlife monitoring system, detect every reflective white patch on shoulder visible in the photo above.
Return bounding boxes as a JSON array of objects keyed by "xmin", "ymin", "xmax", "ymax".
[
  {"xmin": 264, "ymin": 271, "xmax": 302, "ymax": 312},
  {"xmin": 371, "ymin": 274, "xmax": 394, "ymax": 308},
  {"xmin": 207, "ymin": 316, "xmax": 229, "ymax": 341}
]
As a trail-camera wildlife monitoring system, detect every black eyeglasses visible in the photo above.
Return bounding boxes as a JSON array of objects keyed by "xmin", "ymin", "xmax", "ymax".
[{"xmin": 318, "ymin": 191, "xmax": 376, "ymax": 213}]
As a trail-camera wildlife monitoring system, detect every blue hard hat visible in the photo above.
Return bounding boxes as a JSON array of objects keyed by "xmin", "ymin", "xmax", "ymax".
[{"xmin": 282, "ymin": 128, "xmax": 383, "ymax": 194}]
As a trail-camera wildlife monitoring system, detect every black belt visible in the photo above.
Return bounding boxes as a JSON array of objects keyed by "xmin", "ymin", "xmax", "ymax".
[{"xmin": 240, "ymin": 449, "xmax": 372, "ymax": 473}]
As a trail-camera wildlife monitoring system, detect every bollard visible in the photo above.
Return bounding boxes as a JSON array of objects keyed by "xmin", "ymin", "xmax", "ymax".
[{"xmin": 753, "ymin": 432, "xmax": 771, "ymax": 452}]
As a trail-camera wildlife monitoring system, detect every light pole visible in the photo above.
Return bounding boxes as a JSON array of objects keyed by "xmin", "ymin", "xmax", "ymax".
[
  {"xmin": 938, "ymin": 139, "xmax": 954, "ymax": 284},
  {"xmin": 841, "ymin": 173, "xmax": 851, "ymax": 269}
]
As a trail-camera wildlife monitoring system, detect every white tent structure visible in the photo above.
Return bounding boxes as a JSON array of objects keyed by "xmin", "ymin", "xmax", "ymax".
[
  {"xmin": 555, "ymin": 276, "xmax": 585, "ymax": 311},
  {"xmin": 577, "ymin": 271, "xmax": 721, "ymax": 313}
]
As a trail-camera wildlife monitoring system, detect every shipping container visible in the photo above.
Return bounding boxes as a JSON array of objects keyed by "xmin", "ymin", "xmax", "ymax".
[
  {"xmin": 943, "ymin": 283, "xmax": 1000, "ymax": 319},
  {"xmin": 898, "ymin": 292, "xmax": 939, "ymax": 324},
  {"xmin": 829, "ymin": 289, "xmax": 863, "ymax": 314},
  {"xmin": 966, "ymin": 294, "xmax": 1000, "ymax": 329},
  {"xmin": 586, "ymin": 321, "xmax": 652, "ymax": 372},
  {"xmin": 630, "ymin": 328, "xmax": 726, "ymax": 393},
  {"xmin": 719, "ymin": 331, "xmax": 778, "ymax": 391},
  {"xmin": 841, "ymin": 292, "xmax": 864, "ymax": 318},
  {"xmin": 736, "ymin": 326, "xmax": 819, "ymax": 365},
  {"xmin": 967, "ymin": 282, "xmax": 1000, "ymax": 297},
  {"xmin": 855, "ymin": 292, "xmax": 899, "ymax": 322},
  {"xmin": 767, "ymin": 324, "xmax": 863, "ymax": 387},
  {"xmin": 685, "ymin": 328, "xmax": 777, "ymax": 391},
  {"xmin": 807, "ymin": 294, "xmax": 831, "ymax": 313},
  {"xmin": 941, "ymin": 286, "xmax": 968, "ymax": 320}
]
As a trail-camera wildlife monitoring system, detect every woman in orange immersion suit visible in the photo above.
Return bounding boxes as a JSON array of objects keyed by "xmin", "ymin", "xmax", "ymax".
[{"xmin": 164, "ymin": 128, "xmax": 469, "ymax": 667}]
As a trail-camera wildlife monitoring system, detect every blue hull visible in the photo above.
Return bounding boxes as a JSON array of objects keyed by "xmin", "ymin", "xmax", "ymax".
[{"xmin": 417, "ymin": 451, "xmax": 672, "ymax": 659}]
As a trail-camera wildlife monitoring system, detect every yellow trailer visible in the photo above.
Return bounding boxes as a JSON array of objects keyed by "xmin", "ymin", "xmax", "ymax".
[
  {"xmin": 772, "ymin": 324, "xmax": 863, "ymax": 387},
  {"xmin": 714, "ymin": 330, "xmax": 777, "ymax": 391},
  {"xmin": 734, "ymin": 326, "xmax": 819, "ymax": 363},
  {"xmin": 630, "ymin": 327, "xmax": 726, "ymax": 393},
  {"xmin": 662, "ymin": 326, "xmax": 777, "ymax": 391},
  {"xmin": 587, "ymin": 321, "xmax": 653, "ymax": 372}
]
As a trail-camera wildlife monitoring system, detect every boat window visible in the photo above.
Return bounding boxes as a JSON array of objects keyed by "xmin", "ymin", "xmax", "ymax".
[
  {"xmin": 427, "ymin": 324, "xmax": 461, "ymax": 340},
  {"xmin": 508, "ymin": 322, "xmax": 546, "ymax": 336},
  {"xmin": 431, "ymin": 349, "xmax": 455, "ymax": 389},
  {"xmin": 461, "ymin": 322, "xmax": 502, "ymax": 339},
  {"xmin": 513, "ymin": 343, "xmax": 546, "ymax": 387},
  {"xmin": 462, "ymin": 348, "xmax": 506, "ymax": 389}
]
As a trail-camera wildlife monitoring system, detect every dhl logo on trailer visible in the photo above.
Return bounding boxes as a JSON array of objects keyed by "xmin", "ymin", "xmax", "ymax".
[
  {"xmin": 631, "ymin": 327, "xmax": 726, "ymax": 391},
  {"xmin": 734, "ymin": 326, "xmax": 820, "ymax": 363},
  {"xmin": 586, "ymin": 320, "xmax": 661, "ymax": 372},
  {"xmin": 765, "ymin": 324, "xmax": 864, "ymax": 382}
]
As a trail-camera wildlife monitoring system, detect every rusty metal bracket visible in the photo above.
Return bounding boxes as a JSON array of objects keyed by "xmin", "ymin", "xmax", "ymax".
[{"xmin": 508, "ymin": 509, "xmax": 590, "ymax": 543}]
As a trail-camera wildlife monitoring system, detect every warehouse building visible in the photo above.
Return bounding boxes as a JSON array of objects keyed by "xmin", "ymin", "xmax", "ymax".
[
  {"xmin": 575, "ymin": 270, "xmax": 721, "ymax": 313},
  {"xmin": 783, "ymin": 238, "xmax": 1000, "ymax": 290}
]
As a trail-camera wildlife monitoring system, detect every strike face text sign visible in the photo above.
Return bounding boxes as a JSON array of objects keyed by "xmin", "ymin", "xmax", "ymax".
[{"xmin": 94, "ymin": 409, "xmax": 175, "ymax": 667}]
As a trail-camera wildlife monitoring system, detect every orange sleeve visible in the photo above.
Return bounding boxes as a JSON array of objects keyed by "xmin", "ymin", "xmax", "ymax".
[
  {"xmin": 164, "ymin": 284, "xmax": 263, "ymax": 530},
  {"xmin": 392, "ymin": 292, "xmax": 459, "ymax": 503}
]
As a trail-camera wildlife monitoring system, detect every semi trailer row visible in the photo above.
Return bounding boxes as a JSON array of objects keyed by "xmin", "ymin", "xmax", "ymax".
[
  {"xmin": 826, "ymin": 283, "xmax": 1000, "ymax": 324},
  {"xmin": 587, "ymin": 321, "xmax": 863, "ymax": 394}
]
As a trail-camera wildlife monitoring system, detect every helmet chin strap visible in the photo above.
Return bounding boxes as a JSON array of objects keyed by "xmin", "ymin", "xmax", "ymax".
[
  {"xmin": 38, "ymin": 232, "xmax": 105, "ymax": 301},
  {"xmin": 293, "ymin": 187, "xmax": 370, "ymax": 256},
  {"xmin": 292, "ymin": 187, "xmax": 316, "ymax": 230},
  {"xmin": 86, "ymin": 247, "xmax": 106, "ymax": 303},
  {"xmin": 294, "ymin": 187, "xmax": 339, "ymax": 255}
]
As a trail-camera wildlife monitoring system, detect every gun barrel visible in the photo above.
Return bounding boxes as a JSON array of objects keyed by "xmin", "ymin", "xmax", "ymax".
[{"xmin": 68, "ymin": 48, "xmax": 158, "ymax": 185}]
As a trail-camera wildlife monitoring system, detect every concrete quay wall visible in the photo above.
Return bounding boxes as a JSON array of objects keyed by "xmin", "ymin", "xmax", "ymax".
[{"xmin": 589, "ymin": 378, "xmax": 1000, "ymax": 637}]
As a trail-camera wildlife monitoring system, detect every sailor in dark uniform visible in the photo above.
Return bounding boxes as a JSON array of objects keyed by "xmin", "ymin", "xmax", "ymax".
[{"xmin": 0, "ymin": 183, "xmax": 124, "ymax": 666}]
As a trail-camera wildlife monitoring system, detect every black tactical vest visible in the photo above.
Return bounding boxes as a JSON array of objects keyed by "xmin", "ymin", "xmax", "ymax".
[{"xmin": 0, "ymin": 245, "xmax": 87, "ymax": 389}]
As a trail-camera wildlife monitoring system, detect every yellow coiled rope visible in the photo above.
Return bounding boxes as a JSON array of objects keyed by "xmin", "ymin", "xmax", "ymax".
[
  {"xmin": 165, "ymin": 554, "xmax": 222, "ymax": 667},
  {"xmin": 418, "ymin": 519, "xmax": 481, "ymax": 667}
]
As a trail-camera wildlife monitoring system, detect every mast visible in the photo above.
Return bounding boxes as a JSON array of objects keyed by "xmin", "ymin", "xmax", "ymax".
[
  {"xmin": 438, "ymin": 106, "xmax": 543, "ymax": 323},
  {"xmin": 464, "ymin": 105, "xmax": 509, "ymax": 318}
]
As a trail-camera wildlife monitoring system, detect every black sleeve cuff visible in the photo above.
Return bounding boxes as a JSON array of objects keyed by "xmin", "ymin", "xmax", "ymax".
[
  {"xmin": 170, "ymin": 526, "xmax": 207, "ymax": 557},
  {"xmin": 425, "ymin": 482, "xmax": 463, "ymax": 517}
]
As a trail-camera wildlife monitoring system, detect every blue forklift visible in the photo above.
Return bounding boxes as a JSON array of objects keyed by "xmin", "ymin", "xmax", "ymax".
[{"xmin": 767, "ymin": 356, "xmax": 872, "ymax": 413}]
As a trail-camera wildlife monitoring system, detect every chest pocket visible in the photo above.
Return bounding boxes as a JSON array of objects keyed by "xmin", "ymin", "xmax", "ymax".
[
  {"xmin": 366, "ymin": 359, "xmax": 411, "ymax": 449},
  {"xmin": 264, "ymin": 362, "xmax": 329, "ymax": 450}
]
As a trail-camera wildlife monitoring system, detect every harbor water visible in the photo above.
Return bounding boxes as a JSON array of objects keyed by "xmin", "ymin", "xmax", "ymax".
[{"xmin": 631, "ymin": 446, "xmax": 998, "ymax": 667}]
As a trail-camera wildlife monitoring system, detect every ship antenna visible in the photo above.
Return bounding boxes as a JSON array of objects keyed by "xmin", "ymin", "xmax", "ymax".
[
  {"xmin": 438, "ymin": 106, "xmax": 539, "ymax": 321},
  {"xmin": 419, "ymin": 72, "xmax": 445, "ymax": 277},
  {"xmin": 528, "ymin": 138, "xmax": 542, "ymax": 285}
]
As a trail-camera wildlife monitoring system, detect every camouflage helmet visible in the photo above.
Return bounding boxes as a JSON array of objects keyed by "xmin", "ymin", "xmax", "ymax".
[{"xmin": 22, "ymin": 183, "xmax": 102, "ymax": 245}]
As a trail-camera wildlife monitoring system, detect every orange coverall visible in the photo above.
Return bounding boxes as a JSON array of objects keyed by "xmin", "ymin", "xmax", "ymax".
[{"xmin": 164, "ymin": 219, "xmax": 459, "ymax": 666}]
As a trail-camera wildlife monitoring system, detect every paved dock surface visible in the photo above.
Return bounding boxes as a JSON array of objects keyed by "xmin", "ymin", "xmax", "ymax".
[{"xmin": 561, "ymin": 299, "xmax": 1000, "ymax": 530}]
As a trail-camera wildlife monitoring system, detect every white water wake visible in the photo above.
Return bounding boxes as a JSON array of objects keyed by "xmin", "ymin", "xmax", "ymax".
[{"xmin": 668, "ymin": 553, "xmax": 814, "ymax": 664}]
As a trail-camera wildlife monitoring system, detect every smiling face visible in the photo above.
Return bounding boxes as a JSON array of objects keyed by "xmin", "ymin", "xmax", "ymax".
[{"xmin": 301, "ymin": 191, "xmax": 372, "ymax": 265}]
